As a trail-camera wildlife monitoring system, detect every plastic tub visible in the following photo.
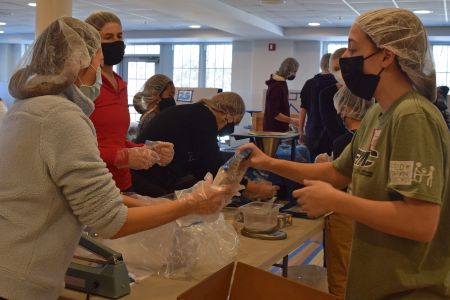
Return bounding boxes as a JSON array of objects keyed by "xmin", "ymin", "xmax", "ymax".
[{"xmin": 239, "ymin": 202, "xmax": 283, "ymax": 233}]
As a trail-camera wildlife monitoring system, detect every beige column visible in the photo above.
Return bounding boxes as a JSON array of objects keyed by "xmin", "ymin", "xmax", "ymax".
[{"xmin": 35, "ymin": 0, "xmax": 72, "ymax": 37}]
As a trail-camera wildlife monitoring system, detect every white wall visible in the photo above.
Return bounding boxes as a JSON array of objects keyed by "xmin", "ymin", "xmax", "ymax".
[
  {"xmin": 294, "ymin": 41, "xmax": 322, "ymax": 91},
  {"xmin": 0, "ymin": 39, "xmax": 324, "ymax": 113},
  {"xmin": 231, "ymin": 39, "xmax": 322, "ymax": 128}
]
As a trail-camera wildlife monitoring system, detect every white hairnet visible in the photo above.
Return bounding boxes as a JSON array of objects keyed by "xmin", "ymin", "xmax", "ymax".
[
  {"xmin": 9, "ymin": 17, "xmax": 100, "ymax": 100},
  {"xmin": 133, "ymin": 74, "xmax": 173, "ymax": 113},
  {"xmin": 333, "ymin": 86, "xmax": 373, "ymax": 120},
  {"xmin": 198, "ymin": 92, "xmax": 245, "ymax": 119},
  {"xmin": 356, "ymin": 8, "xmax": 436, "ymax": 101},
  {"xmin": 277, "ymin": 57, "xmax": 299, "ymax": 78}
]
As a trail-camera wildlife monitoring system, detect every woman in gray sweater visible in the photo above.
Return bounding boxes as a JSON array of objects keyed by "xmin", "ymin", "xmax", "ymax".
[{"xmin": 0, "ymin": 17, "xmax": 231, "ymax": 300}]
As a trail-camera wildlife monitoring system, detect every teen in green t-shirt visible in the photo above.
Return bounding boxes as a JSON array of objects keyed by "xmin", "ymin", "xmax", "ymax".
[{"xmin": 238, "ymin": 8, "xmax": 450, "ymax": 300}]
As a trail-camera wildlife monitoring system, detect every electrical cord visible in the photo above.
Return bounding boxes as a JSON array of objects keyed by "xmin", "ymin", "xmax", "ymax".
[{"xmin": 85, "ymin": 281, "xmax": 99, "ymax": 300}]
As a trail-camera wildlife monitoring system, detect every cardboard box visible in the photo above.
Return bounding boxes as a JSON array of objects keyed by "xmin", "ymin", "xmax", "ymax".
[
  {"xmin": 178, "ymin": 262, "xmax": 338, "ymax": 300},
  {"xmin": 252, "ymin": 112, "xmax": 264, "ymax": 131}
]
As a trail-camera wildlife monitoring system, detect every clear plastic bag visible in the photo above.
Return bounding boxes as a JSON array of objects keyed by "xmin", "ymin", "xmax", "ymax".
[
  {"xmin": 176, "ymin": 149, "xmax": 250, "ymax": 226},
  {"xmin": 103, "ymin": 196, "xmax": 239, "ymax": 280}
]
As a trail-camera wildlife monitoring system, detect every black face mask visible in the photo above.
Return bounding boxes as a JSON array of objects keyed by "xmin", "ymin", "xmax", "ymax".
[
  {"xmin": 101, "ymin": 41, "xmax": 125, "ymax": 66},
  {"xmin": 218, "ymin": 122, "xmax": 235, "ymax": 136},
  {"xmin": 339, "ymin": 51, "xmax": 384, "ymax": 101},
  {"xmin": 287, "ymin": 74, "xmax": 296, "ymax": 81},
  {"xmin": 158, "ymin": 97, "xmax": 176, "ymax": 111}
]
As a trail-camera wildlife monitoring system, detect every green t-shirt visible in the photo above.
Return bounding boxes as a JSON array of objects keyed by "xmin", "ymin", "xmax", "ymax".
[{"xmin": 333, "ymin": 91, "xmax": 450, "ymax": 299}]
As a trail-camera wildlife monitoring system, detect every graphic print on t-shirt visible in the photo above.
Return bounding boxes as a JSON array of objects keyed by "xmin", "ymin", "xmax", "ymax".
[
  {"xmin": 389, "ymin": 161, "xmax": 435, "ymax": 187},
  {"xmin": 369, "ymin": 128, "xmax": 382, "ymax": 151},
  {"xmin": 413, "ymin": 162, "xmax": 435, "ymax": 187},
  {"xmin": 389, "ymin": 161, "xmax": 414, "ymax": 185}
]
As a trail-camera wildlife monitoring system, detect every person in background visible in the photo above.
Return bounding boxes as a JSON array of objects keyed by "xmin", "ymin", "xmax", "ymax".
[
  {"xmin": 263, "ymin": 57, "xmax": 299, "ymax": 132},
  {"xmin": 0, "ymin": 97, "xmax": 7, "ymax": 125},
  {"xmin": 132, "ymin": 74, "xmax": 176, "ymax": 136},
  {"xmin": 239, "ymin": 8, "xmax": 450, "ymax": 299},
  {"xmin": 434, "ymin": 85, "xmax": 450, "ymax": 130},
  {"xmin": 299, "ymin": 53, "xmax": 336, "ymax": 159},
  {"xmin": 316, "ymin": 86, "xmax": 373, "ymax": 298},
  {"xmin": 0, "ymin": 17, "xmax": 232, "ymax": 299},
  {"xmin": 331, "ymin": 87, "xmax": 373, "ymax": 159},
  {"xmin": 85, "ymin": 11, "xmax": 168, "ymax": 192},
  {"xmin": 132, "ymin": 92, "xmax": 278, "ymax": 199},
  {"xmin": 317, "ymin": 48, "xmax": 348, "ymax": 155}
]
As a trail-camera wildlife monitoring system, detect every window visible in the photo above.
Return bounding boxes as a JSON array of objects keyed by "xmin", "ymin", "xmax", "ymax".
[
  {"xmin": 125, "ymin": 59, "xmax": 157, "ymax": 122},
  {"xmin": 433, "ymin": 44, "xmax": 450, "ymax": 90},
  {"xmin": 173, "ymin": 43, "xmax": 233, "ymax": 90},
  {"xmin": 173, "ymin": 44, "xmax": 200, "ymax": 88},
  {"xmin": 323, "ymin": 42, "xmax": 347, "ymax": 55},
  {"xmin": 206, "ymin": 44, "xmax": 232, "ymax": 91},
  {"xmin": 117, "ymin": 44, "xmax": 161, "ymax": 123},
  {"xmin": 125, "ymin": 44, "xmax": 160, "ymax": 55}
]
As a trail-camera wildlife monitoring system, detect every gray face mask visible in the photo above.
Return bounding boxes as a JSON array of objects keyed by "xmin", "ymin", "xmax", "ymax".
[{"xmin": 79, "ymin": 66, "xmax": 102, "ymax": 101}]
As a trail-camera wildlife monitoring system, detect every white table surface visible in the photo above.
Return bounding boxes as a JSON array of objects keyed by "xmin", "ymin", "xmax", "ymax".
[{"xmin": 59, "ymin": 217, "xmax": 324, "ymax": 300}]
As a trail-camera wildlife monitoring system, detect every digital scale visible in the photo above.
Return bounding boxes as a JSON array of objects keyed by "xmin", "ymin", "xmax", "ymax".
[{"xmin": 241, "ymin": 227, "xmax": 287, "ymax": 240}]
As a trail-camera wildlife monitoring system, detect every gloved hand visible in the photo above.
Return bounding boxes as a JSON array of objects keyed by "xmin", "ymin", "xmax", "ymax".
[
  {"xmin": 115, "ymin": 147, "xmax": 159, "ymax": 170},
  {"xmin": 145, "ymin": 141, "xmax": 174, "ymax": 166},
  {"xmin": 180, "ymin": 173, "xmax": 236, "ymax": 215},
  {"xmin": 314, "ymin": 153, "xmax": 332, "ymax": 163}
]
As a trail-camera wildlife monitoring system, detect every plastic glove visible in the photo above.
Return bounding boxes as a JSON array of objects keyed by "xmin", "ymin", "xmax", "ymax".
[
  {"xmin": 314, "ymin": 153, "xmax": 332, "ymax": 163},
  {"xmin": 145, "ymin": 140, "xmax": 174, "ymax": 166},
  {"xmin": 125, "ymin": 147, "xmax": 159, "ymax": 170},
  {"xmin": 180, "ymin": 174, "xmax": 235, "ymax": 215}
]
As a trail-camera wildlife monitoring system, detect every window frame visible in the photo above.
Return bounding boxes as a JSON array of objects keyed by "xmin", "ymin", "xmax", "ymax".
[
  {"xmin": 431, "ymin": 42, "xmax": 450, "ymax": 92},
  {"xmin": 172, "ymin": 42, "xmax": 233, "ymax": 90}
]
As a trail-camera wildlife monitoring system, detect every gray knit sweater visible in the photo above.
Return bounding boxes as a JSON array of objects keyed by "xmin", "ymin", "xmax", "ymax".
[{"xmin": 0, "ymin": 86, "xmax": 128, "ymax": 299}]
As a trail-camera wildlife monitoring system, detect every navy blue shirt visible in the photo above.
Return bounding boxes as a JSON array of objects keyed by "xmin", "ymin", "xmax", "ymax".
[
  {"xmin": 318, "ymin": 84, "xmax": 347, "ymax": 154},
  {"xmin": 300, "ymin": 73, "xmax": 336, "ymax": 157}
]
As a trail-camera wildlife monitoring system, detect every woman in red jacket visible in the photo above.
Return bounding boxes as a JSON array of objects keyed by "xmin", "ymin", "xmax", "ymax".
[{"xmin": 85, "ymin": 12, "xmax": 163, "ymax": 192}]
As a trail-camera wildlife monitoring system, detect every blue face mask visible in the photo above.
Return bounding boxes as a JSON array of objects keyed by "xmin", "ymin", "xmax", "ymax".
[{"xmin": 79, "ymin": 65, "xmax": 102, "ymax": 101}]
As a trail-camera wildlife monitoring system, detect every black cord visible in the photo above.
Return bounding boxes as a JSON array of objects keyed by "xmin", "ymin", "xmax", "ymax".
[{"xmin": 85, "ymin": 281, "xmax": 99, "ymax": 300}]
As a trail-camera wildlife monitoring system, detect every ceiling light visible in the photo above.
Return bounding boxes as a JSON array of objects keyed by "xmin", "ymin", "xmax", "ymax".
[
  {"xmin": 0, "ymin": 31, "xmax": 4, "ymax": 34},
  {"xmin": 260, "ymin": 0, "xmax": 286, "ymax": 4},
  {"xmin": 28, "ymin": 2, "xmax": 36, "ymax": 7},
  {"xmin": 413, "ymin": 10, "xmax": 432, "ymax": 14},
  {"xmin": 308, "ymin": 22, "xmax": 321, "ymax": 27},
  {"xmin": 189, "ymin": 25, "xmax": 201, "ymax": 29},
  {"xmin": 0, "ymin": 22, "xmax": 6, "ymax": 26}
]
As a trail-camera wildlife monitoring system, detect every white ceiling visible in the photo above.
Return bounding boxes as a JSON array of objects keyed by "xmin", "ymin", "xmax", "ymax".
[{"xmin": 0, "ymin": 0, "xmax": 449, "ymax": 42}]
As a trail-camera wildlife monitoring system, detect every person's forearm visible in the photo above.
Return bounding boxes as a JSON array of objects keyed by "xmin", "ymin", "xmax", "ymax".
[
  {"xmin": 112, "ymin": 200, "xmax": 190, "ymax": 238},
  {"xmin": 267, "ymin": 159, "xmax": 349, "ymax": 189},
  {"xmin": 122, "ymin": 195, "xmax": 152, "ymax": 207},
  {"xmin": 299, "ymin": 108, "xmax": 306, "ymax": 133},
  {"xmin": 274, "ymin": 113, "xmax": 292, "ymax": 124},
  {"xmin": 332, "ymin": 193, "xmax": 440, "ymax": 243}
]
